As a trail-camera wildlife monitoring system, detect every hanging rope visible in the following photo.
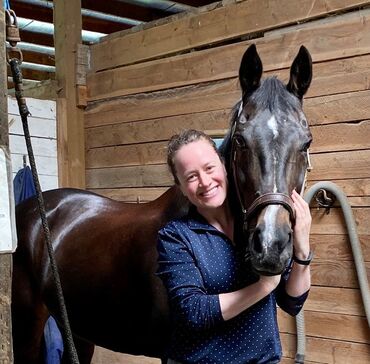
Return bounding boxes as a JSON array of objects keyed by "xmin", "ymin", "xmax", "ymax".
[{"xmin": 5, "ymin": 9, "xmax": 80, "ymax": 364}]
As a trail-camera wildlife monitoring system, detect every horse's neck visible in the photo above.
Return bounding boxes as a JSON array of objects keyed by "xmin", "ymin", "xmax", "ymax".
[{"xmin": 150, "ymin": 185, "xmax": 190, "ymax": 224}]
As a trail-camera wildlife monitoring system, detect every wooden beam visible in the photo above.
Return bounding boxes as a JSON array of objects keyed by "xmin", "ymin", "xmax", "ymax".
[
  {"xmin": 20, "ymin": 49, "xmax": 55, "ymax": 66},
  {"xmin": 0, "ymin": 5, "xmax": 14, "ymax": 363},
  {"xmin": 90, "ymin": 0, "xmax": 370, "ymax": 72},
  {"xmin": 54, "ymin": 0, "xmax": 85, "ymax": 188},
  {"xmin": 81, "ymin": 0, "xmax": 169, "ymax": 22},
  {"xmin": 11, "ymin": 0, "xmax": 131, "ymax": 34},
  {"xmin": 7, "ymin": 66, "xmax": 55, "ymax": 81}
]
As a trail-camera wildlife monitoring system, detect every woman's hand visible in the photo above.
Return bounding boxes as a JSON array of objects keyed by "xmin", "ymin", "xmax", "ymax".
[{"xmin": 291, "ymin": 190, "xmax": 312, "ymax": 259}]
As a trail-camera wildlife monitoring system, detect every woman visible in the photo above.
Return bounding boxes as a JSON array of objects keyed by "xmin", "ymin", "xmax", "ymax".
[{"xmin": 157, "ymin": 129, "xmax": 312, "ymax": 364}]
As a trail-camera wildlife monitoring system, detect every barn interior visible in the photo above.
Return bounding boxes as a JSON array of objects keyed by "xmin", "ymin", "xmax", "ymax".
[{"xmin": 1, "ymin": 0, "xmax": 370, "ymax": 363}]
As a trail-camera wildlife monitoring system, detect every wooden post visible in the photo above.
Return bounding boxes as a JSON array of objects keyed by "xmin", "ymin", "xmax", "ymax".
[
  {"xmin": 0, "ymin": 6, "xmax": 14, "ymax": 364},
  {"xmin": 54, "ymin": 0, "xmax": 85, "ymax": 188}
]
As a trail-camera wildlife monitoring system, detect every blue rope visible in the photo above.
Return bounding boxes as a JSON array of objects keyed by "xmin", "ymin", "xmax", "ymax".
[{"xmin": 4, "ymin": 0, "xmax": 11, "ymax": 10}]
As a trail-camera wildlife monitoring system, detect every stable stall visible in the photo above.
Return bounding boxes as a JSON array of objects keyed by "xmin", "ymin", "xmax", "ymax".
[
  {"xmin": 2, "ymin": 0, "xmax": 369, "ymax": 363},
  {"xmin": 84, "ymin": 1, "xmax": 370, "ymax": 362}
]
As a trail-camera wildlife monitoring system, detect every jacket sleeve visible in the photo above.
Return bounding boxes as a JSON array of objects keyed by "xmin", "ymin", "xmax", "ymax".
[
  {"xmin": 156, "ymin": 224, "xmax": 224, "ymax": 331},
  {"xmin": 275, "ymin": 260, "xmax": 309, "ymax": 316}
]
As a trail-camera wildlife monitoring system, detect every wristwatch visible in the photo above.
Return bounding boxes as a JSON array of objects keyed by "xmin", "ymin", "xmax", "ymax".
[{"xmin": 293, "ymin": 251, "xmax": 313, "ymax": 265}]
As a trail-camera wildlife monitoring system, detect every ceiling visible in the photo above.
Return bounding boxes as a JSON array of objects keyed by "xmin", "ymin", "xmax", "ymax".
[{"xmin": 6, "ymin": 0, "xmax": 216, "ymax": 88}]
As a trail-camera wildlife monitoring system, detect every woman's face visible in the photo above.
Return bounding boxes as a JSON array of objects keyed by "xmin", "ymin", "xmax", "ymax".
[{"xmin": 173, "ymin": 139, "xmax": 228, "ymax": 212}]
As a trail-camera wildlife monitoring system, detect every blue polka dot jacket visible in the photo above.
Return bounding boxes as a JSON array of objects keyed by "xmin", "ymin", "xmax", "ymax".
[{"xmin": 157, "ymin": 207, "xmax": 309, "ymax": 364}]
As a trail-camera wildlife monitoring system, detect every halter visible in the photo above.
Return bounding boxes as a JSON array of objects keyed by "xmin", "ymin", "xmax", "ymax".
[{"xmin": 231, "ymin": 103, "xmax": 312, "ymax": 228}]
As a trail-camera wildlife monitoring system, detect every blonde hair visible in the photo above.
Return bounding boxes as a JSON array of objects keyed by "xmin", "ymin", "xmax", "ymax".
[{"xmin": 167, "ymin": 129, "xmax": 221, "ymax": 184}]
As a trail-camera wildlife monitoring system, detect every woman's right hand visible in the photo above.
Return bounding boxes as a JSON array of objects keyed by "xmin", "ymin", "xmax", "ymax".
[{"xmin": 258, "ymin": 275, "xmax": 281, "ymax": 294}]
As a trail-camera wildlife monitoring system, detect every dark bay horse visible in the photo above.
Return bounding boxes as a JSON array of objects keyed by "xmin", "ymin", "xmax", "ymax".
[{"xmin": 12, "ymin": 44, "xmax": 312, "ymax": 363}]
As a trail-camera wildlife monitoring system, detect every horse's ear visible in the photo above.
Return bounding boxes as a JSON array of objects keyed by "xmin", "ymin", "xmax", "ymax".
[
  {"xmin": 287, "ymin": 46, "xmax": 312, "ymax": 100},
  {"xmin": 239, "ymin": 44, "xmax": 263, "ymax": 96}
]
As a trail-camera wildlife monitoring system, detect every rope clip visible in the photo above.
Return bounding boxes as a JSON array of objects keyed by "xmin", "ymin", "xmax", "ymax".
[{"xmin": 315, "ymin": 188, "xmax": 336, "ymax": 214}]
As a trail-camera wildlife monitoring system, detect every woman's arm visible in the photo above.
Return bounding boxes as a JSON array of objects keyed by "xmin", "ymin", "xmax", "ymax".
[
  {"xmin": 285, "ymin": 190, "xmax": 312, "ymax": 297},
  {"xmin": 219, "ymin": 275, "xmax": 280, "ymax": 321}
]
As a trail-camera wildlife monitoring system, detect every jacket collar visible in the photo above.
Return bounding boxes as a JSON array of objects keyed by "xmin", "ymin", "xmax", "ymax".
[{"xmin": 187, "ymin": 205, "xmax": 219, "ymax": 233}]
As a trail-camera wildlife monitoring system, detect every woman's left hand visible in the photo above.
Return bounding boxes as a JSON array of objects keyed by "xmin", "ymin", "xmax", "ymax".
[{"xmin": 291, "ymin": 190, "xmax": 312, "ymax": 259}]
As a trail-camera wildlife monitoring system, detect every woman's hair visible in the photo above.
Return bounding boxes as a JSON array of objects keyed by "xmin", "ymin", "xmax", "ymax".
[{"xmin": 167, "ymin": 129, "xmax": 221, "ymax": 184}]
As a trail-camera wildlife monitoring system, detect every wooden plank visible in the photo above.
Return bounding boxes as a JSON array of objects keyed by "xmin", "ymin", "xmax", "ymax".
[
  {"xmin": 92, "ymin": 347, "xmax": 160, "ymax": 364},
  {"xmin": 311, "ymin": 260, "xmax": 370, "ymax": 288},
  {"xmin": 8, "ymin": 96, "xmax": 56, "ymax": 119},
  {"xmin": 86, "ymin": 164, "xmax": 171, "ymax": 188},
  {"xmin": 85, "ymin": 52, "xmax": 370, "ymax": 128},
  {"xmin": 91, "ymin": 0, "xmax": 370, "ymax": 72},
  {"xmin": 86, "ymin": 151, "xmax": 370, "ymax": 188},
  {"xmin": 85, "ymin": 109, "xmax": 230, "ymax": 148},
  {"xmin": 281, "ymin": 333, "xmax": 370, "ymax": 364},
  {"xmin": 87, "ymin": 9, "xmax": 370, "ymax": 101},
  {"xmin": 86, "ymin": 141, "xmax": 167, "ymax": 168},
  {"xmin": 306, "ymin": 286, "xmax": 365, "ymax": 316},
  {"xmin": 278, "ymin": 310, "xmax": 370, "ymax": 344},
  {"xmin": 310, "ymin": 207, "xmax": 370, "ymax": 235},
  {"xmin": 86, "ymin": 120, "xmax": 370, "ymax": 169},
  {"xmin": 54, "ymin": 0, "xmax": 85, "ymax": 188},
  {"xmin": 7, "ymin": 66, "xmax": 55, "ymax": 82},
  {"xmin": 88, "ymin": 187, "xmax": 169, "ymax": 203},
  {"xmin": 307, "ymin": 179, "xmax": 370, "ymax": 197},
  {"xmin": 11, "ymin": 154, "xmax": 58, "ymax": 176},
  {"xmin": 9, "ymin": 135, "xmax": 57, "ymax": 157},
  {"xmin": 309, "ymin": 150, "xmax": 370, "ymax": 181},
  {"xmin": 310, "ymin": 118, "xmax": 370, "ymax": 153},
  {"xmin": 310, "ymin": 234, "xmax": 370, "ymax": 261},
  {"xmin": 21, "ymin": 80, "xmax": 57, "ymax": 100},
  {"xmin": 305, "ymin": 90, "xmax": 370, "ymax": 126},
  {"xmin": 9, "ymin": 114, "xmax": 56, "ymax": 139},
  {"xmin": 280, "ymin": 358, "xmax": 319, "ymax": 364}
]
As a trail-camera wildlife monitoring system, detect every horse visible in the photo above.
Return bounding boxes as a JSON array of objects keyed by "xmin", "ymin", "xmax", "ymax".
[{"xmin": 12, "ymin": 43, "xmax": 312, "ymax": 363}]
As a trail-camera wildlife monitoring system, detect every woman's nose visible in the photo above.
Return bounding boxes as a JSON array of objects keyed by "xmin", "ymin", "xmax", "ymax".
[{"xmin": 198, "ymin": 172, "xmax": 211, "ymax": 187}]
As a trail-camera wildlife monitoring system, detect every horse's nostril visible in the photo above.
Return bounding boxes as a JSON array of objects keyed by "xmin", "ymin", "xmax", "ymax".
[{"xmin": 253, "ymin": 228, "xmax": 263, "ymax": 254}]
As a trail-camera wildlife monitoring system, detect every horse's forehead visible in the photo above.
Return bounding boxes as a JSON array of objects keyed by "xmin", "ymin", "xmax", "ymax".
[{"xmin": 242, "ymin": 110, "xmax": 305, "ymax": 140}]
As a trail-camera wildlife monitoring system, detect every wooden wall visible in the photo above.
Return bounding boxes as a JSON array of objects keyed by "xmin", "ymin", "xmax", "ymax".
[
  {"xmin": 85, "ymin": 0, "xmax": 370, "ymax": 362},
  {"xmin": 8, "ymin": 97, "xmax": 58, "ymax": 191}
]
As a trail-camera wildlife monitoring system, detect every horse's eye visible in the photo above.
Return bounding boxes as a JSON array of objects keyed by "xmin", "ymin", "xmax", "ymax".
[
  {"xmin": 301, "ymin": 139, "xmax": 312, "ymax": 152},
  {"xmin": 234, "ymin": 135, "xmax": 247, "ymax": 150}
]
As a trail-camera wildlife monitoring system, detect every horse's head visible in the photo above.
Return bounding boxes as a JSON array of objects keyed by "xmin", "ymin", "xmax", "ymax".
[{"xmin": 225, "ymin": 44, "xmax": 312, "ymax": 276}]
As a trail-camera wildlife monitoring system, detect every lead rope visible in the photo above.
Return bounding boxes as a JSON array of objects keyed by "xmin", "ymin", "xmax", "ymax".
[{"xmin": 5, "ymin": 10, "xmax": 80, "ymax": 364}]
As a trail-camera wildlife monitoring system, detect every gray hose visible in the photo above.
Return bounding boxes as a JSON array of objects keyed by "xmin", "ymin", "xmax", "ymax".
[{"xmin": 295, "ymin": 181, "xmax": 370, "ymax": 363}]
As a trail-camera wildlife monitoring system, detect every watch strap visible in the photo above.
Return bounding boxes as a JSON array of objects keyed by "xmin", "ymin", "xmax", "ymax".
[{"xmin": 293, "ymin": 251, "xmax": 313, "ymax": 265}]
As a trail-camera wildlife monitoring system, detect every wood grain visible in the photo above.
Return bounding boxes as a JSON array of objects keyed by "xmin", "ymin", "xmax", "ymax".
[
  {"xmin": 87, "ymin": 9, "xmax": 370, "ymax": 101},
  {"xmin": 278, "ymin": 310, "xmax": 370, "ymax": 343},
  {"xmin": 91, "ymin": 0, "xmax": 370, "ymax": 72},
  {"xmin": 281, "ymin": 332, "xmax": 370, "ymax": 363}
]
